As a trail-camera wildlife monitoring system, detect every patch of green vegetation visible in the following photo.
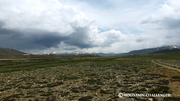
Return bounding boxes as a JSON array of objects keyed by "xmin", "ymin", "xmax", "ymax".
[
  {"xmin": 149, "ymin": 86, "xmax": 170, "ymax": 93},
  {"xmin": 0, "ymin": 56, "xmax": 118, "ymax": 73},
  {"xmin": 85, "ymin": 73, "xmax": 98, "ymax": 77},
  {"xmin": 134, "ymin": 88, "xmax": 146, "ymax": 93},
  {"xmin": 85, "ymin": 85, "xmax": 101, "ymax": 91},
  {"xmin": 46, "ymin": 82, "xmax": 64, "ymax": 87},
  {"xmin": 58, "ymin": 91, "xmax": 69, "ymax": 97},
  {"xmin": 163, "ymin": 97, "xmax": 180, "ymax": 101},
  {"xmin": 171, "ymin": 76, "xmax": 180, "ymax": 79},
  {"xmin": 79, "ymin": 96, "xmax": 93, "ymax": 101},
  {"xmin": 2, "ymin": 94, "xmax": 24, "ymax": 101},
  {"xmin": 159, "ymin": 80, "xmax": 169, "ymax": 85},
  {"xmin": 121, "ymin": 54, "xmax": 180, "ymax": 60},
  {"xmin": 100, "ymin": 89, "xmax": 114, "ymax": 94},
  {"xmin": 71, "ymin": 87, "xmax": 80, "ymax": 93},
  {"xmin": 86, "ymin": 79, "xmax": 104, "ymax": 85}
]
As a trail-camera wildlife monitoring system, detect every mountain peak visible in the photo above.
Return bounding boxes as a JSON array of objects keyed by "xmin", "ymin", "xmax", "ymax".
[{"xmin": 165, "ymin": 45, "xmax": 180, "ymax": 49}]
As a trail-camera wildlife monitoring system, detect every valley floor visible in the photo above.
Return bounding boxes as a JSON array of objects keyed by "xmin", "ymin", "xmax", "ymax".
[{"xmin": 0, "ymin": 55, "xmax": 180, "ymax": 101}]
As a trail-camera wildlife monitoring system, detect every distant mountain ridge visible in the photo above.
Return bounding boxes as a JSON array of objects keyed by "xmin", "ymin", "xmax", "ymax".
[
  {"xmin": 121, "ymin": 45, "xmax": 180, "ymax": 55},
  {"xmin": 59, "ymin": 45, "xmax": 180, "ymax": 56},
  {"xmin": 0, "ymin": 48, "xmax": 26, "ymax": 55},
  {"xmin": 1, "ymin": 45, "xmax": 179, "ymax": 56},
  {"xmin": 59, "ymin": 53, "xmax": 123, "ymax": 56},
  {"xmin": 149, "ymin": 48, "xmax": 180, "ymax": 54}
]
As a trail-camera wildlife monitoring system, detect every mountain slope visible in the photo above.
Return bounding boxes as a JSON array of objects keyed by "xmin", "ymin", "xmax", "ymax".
[
  {"xmin": 121, "ymin": 45, "xmax": 180, "ymax": 55},
  {"xmin": 0, "ymin": 48, "xmax": 26, "ymax": 55},
  {"xmin": 149, "ymin": 48, "xmax": 180, "ymax": 54}
]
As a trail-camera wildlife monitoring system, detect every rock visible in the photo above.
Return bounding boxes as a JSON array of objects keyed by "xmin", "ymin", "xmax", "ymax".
[{"xmin": 148, "ymin": 98, "xmax": 153, "ymax": 101}]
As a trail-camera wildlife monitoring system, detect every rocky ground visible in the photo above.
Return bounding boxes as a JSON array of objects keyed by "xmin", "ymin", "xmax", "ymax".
[{"xmin": 0, "ymin": 57, "xmax": 180, "ymax": 101}]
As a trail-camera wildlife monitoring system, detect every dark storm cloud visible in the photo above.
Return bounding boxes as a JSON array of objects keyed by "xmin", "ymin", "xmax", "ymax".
[
  {"xmin": 25, "ymin": 30, "xmax": 69, "ymax": 48},
  {"xmin": 64, "ymin": 26, "xmax": 93, "ymax": 48},
  {"xmin": 0, "ymin": 28, "xmax": 25, "ymax": 41},
  {"xmin": 30, "ymin": 34, "xmax": 67, "ymax": 48},
  {"xmin": 0, "ymin": 26, "xmax": 67, "ymax": 50},
  {"xmin": 0, "ymin": 21, "xmax": 94, "ymax": 50}
]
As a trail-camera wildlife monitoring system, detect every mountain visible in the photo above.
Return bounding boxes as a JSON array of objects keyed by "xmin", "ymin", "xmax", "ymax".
[
  {"xmin": 59, "ymin": 45, "xmax": 180, "ymax": 56},
  {"xmin": 149, "ymin": 48, "xmax": 180, "ymax": 54},
  {"xmin": 1, "ymin": 45, "xmax": 179, "ymax": 56},
  {"xmin": 0, "ymin": 47, "xmax": 26, "ymax": 55},
  {"xmin": 121, "ymin": 45, "xmax": 180, "ymax": 55},
  {"xmin": 59, "ymin": 52, "xmax": 122, "ymax": 56},
  {"xmin": 89, "ymin": 53, "xmax": 123, "ymax": 56}
]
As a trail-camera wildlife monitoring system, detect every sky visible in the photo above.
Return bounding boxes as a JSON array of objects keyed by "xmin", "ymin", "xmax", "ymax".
[{"xmin": 0, "ymin": 0, "xmax": 180, "ymax": 54}]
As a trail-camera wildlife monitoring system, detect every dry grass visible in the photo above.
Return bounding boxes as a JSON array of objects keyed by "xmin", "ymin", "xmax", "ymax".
[
  {"xmin": 0, "ymin": 56, "xmax": 180, "ymax": 101},
  {"xmin": 146, "ymin": 61, "xmax": 180, "ymax": 97}
]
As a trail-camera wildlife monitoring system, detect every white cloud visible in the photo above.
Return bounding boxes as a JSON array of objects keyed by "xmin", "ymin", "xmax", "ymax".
[
  {"xmin": 0, "ymin": 0, "xmax": 180, "ymax": 54},
  {"xmin": 0, "ymin": 0, "xmax": 89, "ymax": 35},
  {"xmin": 93, "ymin": 29, "xmax": 125, "ymax": 46}
]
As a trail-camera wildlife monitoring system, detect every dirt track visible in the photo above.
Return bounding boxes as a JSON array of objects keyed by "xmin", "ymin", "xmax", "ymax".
[{"xmin": 152, "ymin": 60, "xmax": 180, "ymax": 72}]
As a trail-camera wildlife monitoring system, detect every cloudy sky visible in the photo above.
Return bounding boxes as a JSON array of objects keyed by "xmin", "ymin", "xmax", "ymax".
[{"xmin": 0, "ymin": 0, "xmax": 180, "ymax": 54}]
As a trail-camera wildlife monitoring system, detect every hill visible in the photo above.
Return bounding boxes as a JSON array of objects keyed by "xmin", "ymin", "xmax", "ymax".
[
  {"xmin": 121, "ymin": 45, "xmax": 180, "ymax": 55},
  {"xmin": 149, "ymin": 48, "xmax": 180, "ymax": 54},
  {"xmin": 0, "ymin": 47, "xmax": 26, "ymax": 55}
]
